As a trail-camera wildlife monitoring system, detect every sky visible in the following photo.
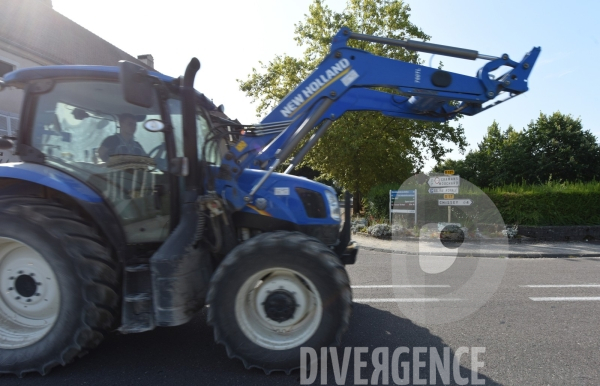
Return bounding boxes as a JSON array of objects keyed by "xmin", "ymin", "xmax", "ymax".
[{"xmin": 52, "ymin": 0, "xmax": 600, "ymax": 172}]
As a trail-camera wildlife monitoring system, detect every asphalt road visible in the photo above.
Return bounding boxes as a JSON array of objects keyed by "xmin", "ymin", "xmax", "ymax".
[{"xmin": 2, "ymin": 251, "xmax": 600, "ymax": 385}]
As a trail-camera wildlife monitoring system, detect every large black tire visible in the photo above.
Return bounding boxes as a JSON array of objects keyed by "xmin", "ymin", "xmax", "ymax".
[
  {"xmin": 0, "ymin": 197, "xmax": 120, "ymax": 376},
  {"xmin": 207, "ymin": 231, "xmax": 352, "ymax": 374}
]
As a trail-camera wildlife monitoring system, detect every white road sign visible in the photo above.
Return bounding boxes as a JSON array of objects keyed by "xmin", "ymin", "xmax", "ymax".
[
  {"xmin": 428, "ymin": 187, "xmax": 459, "ymax": 194},
  {"xmin": 438, "ymin": 199, "xmax": 472, "ymax": 206},
  {"xmin": 428, "ymin": 176, "xmax": 460, "ymax": 187}
]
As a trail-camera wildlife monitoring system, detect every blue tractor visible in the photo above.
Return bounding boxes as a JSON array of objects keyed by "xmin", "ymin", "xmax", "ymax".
[{"xmin": 0, "ymin": 28, "xmax": 539, "ymax": 375}]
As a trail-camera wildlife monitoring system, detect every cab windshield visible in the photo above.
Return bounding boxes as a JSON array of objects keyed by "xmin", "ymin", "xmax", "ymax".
[{"xmin": 30, "ymin": 80, "xmax": 213, "ymax": 171}]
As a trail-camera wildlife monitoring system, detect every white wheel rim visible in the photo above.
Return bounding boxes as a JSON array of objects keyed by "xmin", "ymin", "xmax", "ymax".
[
  {"xmin": 235, "ymin": 268, "xmax": 323, "ymax": 350},
  {"xmin": 0, "ymin": 237, "xmax": 61, "ymax": 349}
]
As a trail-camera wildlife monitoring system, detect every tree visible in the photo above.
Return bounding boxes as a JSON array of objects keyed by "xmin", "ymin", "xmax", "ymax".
[
  {"xmin": 434, "ymin": 112, "xmax": 600, "ymax": 188},
  {"xmin": 239, "ymin": 0, "xmax": 467, "ymax": 210},
  {"xmin": 459, "ymin": 122, "xmax": 525, "ymax": 187},
  {"xmin": 431, "ymin": 157, "xmax": 469, "ymax": 177},
  {"xmin": 520, "ymin": 112, "xmax": 600, "ymax": 183}
]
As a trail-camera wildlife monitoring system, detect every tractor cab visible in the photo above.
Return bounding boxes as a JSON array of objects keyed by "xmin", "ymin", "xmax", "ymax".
[{"xmin": 1, "ymin": 66, "xmax": 219, "ymax": 245}]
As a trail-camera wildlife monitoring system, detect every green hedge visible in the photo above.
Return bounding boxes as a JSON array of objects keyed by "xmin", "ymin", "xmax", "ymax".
[
  {"xmin": 484, "ymin": 181, "xmax": 600, "ymax": 225},
  {"xmin": 365, "ymin": 181, "xmax": 600, "ymax": 226}
]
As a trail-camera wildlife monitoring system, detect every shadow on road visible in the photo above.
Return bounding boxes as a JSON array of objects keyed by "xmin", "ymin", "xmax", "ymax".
[
  {"xmin": 1, "ymin": 304, "xmax": 503, "ymax": 385},
  {"xmin": 340, "ymin": 303, "xmax": 503, "ymax": 385}
]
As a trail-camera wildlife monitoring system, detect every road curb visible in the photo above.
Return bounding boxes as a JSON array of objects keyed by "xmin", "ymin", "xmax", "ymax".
[{"xmin": 358, "ymin": 246, "xmax": 600, "ymax": 258}]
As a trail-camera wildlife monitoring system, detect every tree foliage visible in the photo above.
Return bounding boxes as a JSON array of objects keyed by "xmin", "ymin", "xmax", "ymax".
[
  {"xmin": 433, "ymin": 112, "xmax": 600, "ymax": 187},
  {"xmin": 238, "ymin": 0, "xmax": 467, "ymax": 199}
]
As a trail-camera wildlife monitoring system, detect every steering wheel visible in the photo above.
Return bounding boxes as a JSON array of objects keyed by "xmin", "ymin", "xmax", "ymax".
[{"xmin": 148, "ymin": 143, "xmax": 167, "ymax": 170}]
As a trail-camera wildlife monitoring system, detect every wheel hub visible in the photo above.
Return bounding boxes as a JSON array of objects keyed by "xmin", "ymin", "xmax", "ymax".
[
  {"xmin": 263, "ymin": 290, "xmax": 297, "ymax": 323},
  {"xmin": 0, "ymin": 238, "xmax": 60, "ymax": 349},
  {"xmin": 235, "ymin": 268, "xmax": 323, "ymax": 350},
  {"xmin": 15, "ymin": 274, "xmax": 38, "ymax": 298},
  {"xmin": 4, "ymin": 265, "xmax": 48, "ymax": 308}
]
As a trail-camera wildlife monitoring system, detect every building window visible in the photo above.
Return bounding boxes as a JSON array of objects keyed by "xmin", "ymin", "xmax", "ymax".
[
  {"xmin": 9, "ymin": 118, "xmax": 19, "ymax": 136},
  {"xmin": 0, "ymin": 60, "xmax": 15, "ymax": 77},
  {"xmin": 0, "ymin": 116, "xmax": 8, "ymax": 137},
  {"xmin": 0, "ymin": 114, "xmax": 18, "ymax": 137}
]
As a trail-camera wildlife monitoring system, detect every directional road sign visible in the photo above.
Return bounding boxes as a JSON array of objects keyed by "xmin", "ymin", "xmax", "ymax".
[
  {"xmin": 390, "ymin": 190, "xmax": 417, "ymax": 224},
  {"xmin": 428, "ymin": 176, "xmax": 460, "ymax": 187},
  {"xmin": 428, "ymin": 187, "xmax": 459, "ymax": 194},
  {"xmin": 438, "ymin": 199, "xmax": 472, "ymax": 206}
]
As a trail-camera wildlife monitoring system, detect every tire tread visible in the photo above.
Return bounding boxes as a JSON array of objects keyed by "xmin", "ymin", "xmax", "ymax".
[
  {"xmin": 206, "ymin": 231, "xmax": 351, "ymax": 374},
  {"xmin": 0, "ymin": 197, "xmax": 120, "ymax": 376}
]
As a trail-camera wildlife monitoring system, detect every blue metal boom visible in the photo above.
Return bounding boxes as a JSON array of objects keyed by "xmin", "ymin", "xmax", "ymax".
[{"xmin": 213, "ymin": 27, "xmax": 540, "ymax": 209}]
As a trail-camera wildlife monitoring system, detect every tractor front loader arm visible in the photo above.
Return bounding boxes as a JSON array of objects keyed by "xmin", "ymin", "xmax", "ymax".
[{"xmin": 215, "ymin": 27, "xmax": 540, "ymax": 207}]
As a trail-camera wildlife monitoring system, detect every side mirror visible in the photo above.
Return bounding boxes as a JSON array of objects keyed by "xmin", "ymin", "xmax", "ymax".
[{"xmin": 119, "ymin": 61, "xmax": 154, "ymax": 108}]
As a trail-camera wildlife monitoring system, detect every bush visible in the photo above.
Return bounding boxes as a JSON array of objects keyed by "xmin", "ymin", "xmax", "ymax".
[{"xmin": 363, "ymin": 183, "xmax": 402, "ymax": 220}]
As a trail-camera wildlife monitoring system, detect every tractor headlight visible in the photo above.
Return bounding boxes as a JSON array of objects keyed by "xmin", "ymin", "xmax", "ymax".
[{"xmin": 324, "ymin": 190, "xmax": 340, "ymax": 221}]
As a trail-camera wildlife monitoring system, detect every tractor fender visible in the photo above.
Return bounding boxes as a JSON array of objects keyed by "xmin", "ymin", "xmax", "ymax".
[
  {"xmin": 0, "ymin": 162, "xmax": 128, "ymax": 260},
  {"xmin": 0, "ymin": 162, "xmax": 102, "ymax": 202}
]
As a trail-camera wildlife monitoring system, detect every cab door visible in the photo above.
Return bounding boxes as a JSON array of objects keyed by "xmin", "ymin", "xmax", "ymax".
[{"xmin": 27, "ymin": 79, "xmax": 180, "ymax": 244}]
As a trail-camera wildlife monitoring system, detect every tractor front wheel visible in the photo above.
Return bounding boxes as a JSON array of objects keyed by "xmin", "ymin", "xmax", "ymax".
[{"xmin": 207, "ymin": 231, "xmax": 352, "ymax": 373}]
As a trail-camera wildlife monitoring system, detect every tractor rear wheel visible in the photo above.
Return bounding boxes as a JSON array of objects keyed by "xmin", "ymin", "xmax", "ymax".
[
  {"xmin": 0, "ymin": 197, "xmax": 120, "ymax": 376},
  {"xmin": 207, "ymin": 231, "xmax": 352, "ymax": 373}
]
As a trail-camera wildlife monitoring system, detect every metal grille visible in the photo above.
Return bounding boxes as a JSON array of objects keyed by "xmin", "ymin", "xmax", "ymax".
[{"xmin": 295, "ymin": 187, "xmax": 327, "ymax": 218}]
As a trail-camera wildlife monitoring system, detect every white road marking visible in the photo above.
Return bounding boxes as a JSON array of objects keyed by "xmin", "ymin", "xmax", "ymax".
[
  {"xmin": 530, "ymin": 297, "xmax": 600, "ymax": 302},
  {"xmin": 521, "ymin": 284, "xmax": 600, "ymax": 288},
  {"xmin": 354, "ymin": 298, "xmax": 461, "ymax": 303},
  {"xmin": 352, "ymin": 285, "xmax": 450, "ymax": 289}
]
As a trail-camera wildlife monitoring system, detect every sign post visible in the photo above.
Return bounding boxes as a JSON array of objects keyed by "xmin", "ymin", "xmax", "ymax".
[{"xmin": 389, "ymin": 190, "xmax": 417, "ymax": 225}]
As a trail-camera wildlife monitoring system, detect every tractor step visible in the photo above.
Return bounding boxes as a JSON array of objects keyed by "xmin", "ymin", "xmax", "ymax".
[
  {"xmin": 120, "ymin": 262, "xmax": 155, "ymax": 333},
  {"xmin": 125, "ymin": 264, "xmax": 149, "ymax": 273},
  {"xmin": 125, "ymin": 292, "xmax": 151, "ymax": 302}
]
